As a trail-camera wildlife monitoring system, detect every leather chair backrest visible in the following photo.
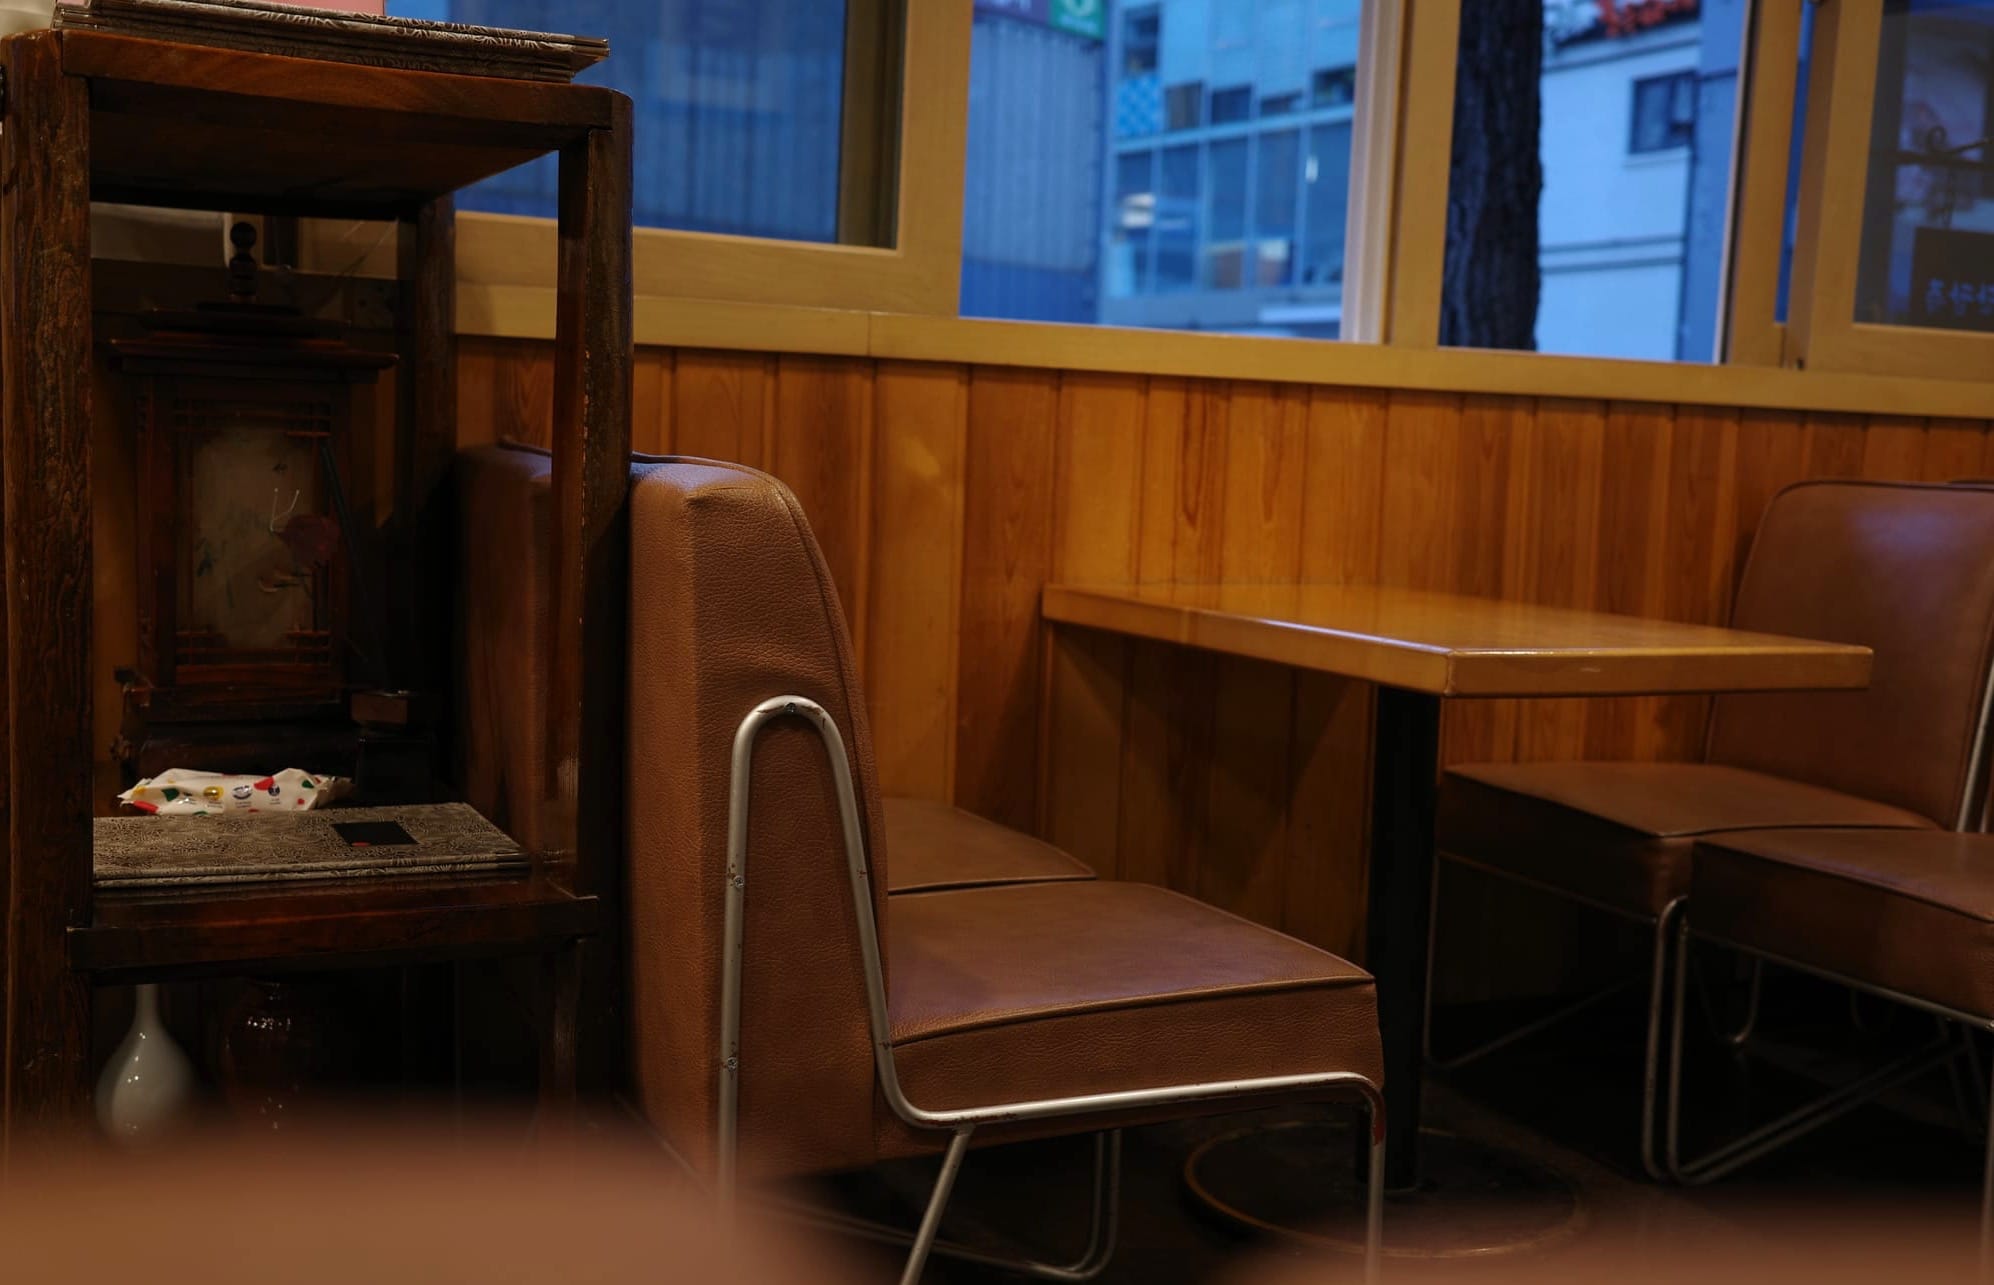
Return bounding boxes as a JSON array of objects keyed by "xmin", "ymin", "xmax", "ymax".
[
  {"xmin": 453, "ymin": 445, "xmax": 555, "ymax": 854},
  {"xmin": 1707, "ymin": 480, "xmax": 1994, "ymax": 828},
  {"xmin": 625, "ymin": 458, "xmax": 891, "ymax": 1181}
]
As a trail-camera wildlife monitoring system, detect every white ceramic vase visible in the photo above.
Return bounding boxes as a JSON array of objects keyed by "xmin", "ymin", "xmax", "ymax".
[{"xmin": 95, "ymin": 983, "xmax": 195, "ymax": 1145}]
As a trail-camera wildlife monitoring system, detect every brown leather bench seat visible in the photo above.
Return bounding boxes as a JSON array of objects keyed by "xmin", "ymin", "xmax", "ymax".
[
  {"xmin": 1440, "ymin": 761, "xmax": 1936, "ymax": 918},
  {"xmin": 1690, "ymin": 828, "xmax": 1994, "ymax": 1021},
  {"xmin": 453, "ymin": 442, "xmax": 1093, "ymax": 893}
]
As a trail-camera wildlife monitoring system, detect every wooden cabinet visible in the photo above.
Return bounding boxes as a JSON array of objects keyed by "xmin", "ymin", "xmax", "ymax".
[{"xmin": 0, "ymin": 30, "xmax": 631, "ymax": 1141}]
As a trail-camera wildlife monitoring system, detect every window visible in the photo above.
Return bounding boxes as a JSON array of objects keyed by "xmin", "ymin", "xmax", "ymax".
[
  {"xmin": 386, "ymin": 0, "xmax": 882, "ymax": 246},
  {"xmin": 1443, "ymin": 0, "xmax": 1743, "ymax": 361},
  {"xmin": 961, "ymin": 0, "xmax": 1363, "ymax": 336},
  {"xmin": 1122, "ymin": 5, "xmax": 1160, "ymax": 76},
  {"xmin": 1631, "ymin": 71, "xmax": 1698, "ymax": 154},
  {"xmin": 1255, "ymin": 130, "xmax": 1301, "ymax": 287},
  {"xmin": 1157, "ymin": 144, "xmax": 1201, "ymax": 291},
  {"xmin": 1313, "ymin": 66, "xmax": 1357, "ymax": 108},
  {"xmin": 1207, "ymin": 138, "xmax": 1250, "ymax": 287},
  {"xmin": 1853, "ymin": 0, "xmax": 1994, "ymax": 332},
  {"xmin": 1210, "ymin": 85, "xmax": 1254, "ymax": 125},
  {"xmin": 1165, "ymin": 81, "xmax": 1207, "ymax": 131}
]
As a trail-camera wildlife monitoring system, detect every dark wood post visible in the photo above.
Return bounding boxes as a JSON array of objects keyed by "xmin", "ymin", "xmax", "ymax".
[{"xmin": 0, "ymin": 31, "xmax": 96, "ymax": 1148}]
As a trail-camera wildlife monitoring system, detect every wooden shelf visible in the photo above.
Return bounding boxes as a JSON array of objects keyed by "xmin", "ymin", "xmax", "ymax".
[
  {"xmin": 67, "ymin": 32, "xmax": 620, "ymax": 217},
  {"xmin": 73, "ymin": 873, "xmax": 599, "ymax": 982}
]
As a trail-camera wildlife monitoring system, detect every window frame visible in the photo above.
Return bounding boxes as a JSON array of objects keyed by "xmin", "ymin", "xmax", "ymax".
[
  {"xmin": 304, "ymin": 0, "xmax": 967, "ymax": 325},
  {"xmin": 1780, "ymin": 0, "xmax": 1994, "ymax": 378}
]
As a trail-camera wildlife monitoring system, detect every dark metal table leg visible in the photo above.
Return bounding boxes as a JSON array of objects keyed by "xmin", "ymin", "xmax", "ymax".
[{"xmin": 1367, "ymin": 687, "xmax": 1442, "ymax": 1192}]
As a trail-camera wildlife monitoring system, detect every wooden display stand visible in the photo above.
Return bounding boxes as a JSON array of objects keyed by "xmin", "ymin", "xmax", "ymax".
[{"xmin": 0, "ymin": 30, "xmax": 632, "ymax": 1142}]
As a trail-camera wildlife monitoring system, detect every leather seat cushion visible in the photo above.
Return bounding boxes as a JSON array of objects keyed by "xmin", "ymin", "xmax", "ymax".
[
  {"xmin": 1439, "ymin": 761, "xmax": 1936, "ymax": 917},
  {"xmin": 1691, "ymin": 828, "xmax": 1994, "ymax": 1021},
  {"xmin": 884, "ymin": 798, "xmax": 1094, "ymax": 894},
  {"xmin": 884, "ymin": 882, "xmax": 1380, "ymax": 1133}
]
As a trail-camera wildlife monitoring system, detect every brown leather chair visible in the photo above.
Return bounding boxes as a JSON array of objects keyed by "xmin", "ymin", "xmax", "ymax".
[
  {"xmin": 453, "ymin": 442, "xmax": 1091, "ymax": 892},
  {"xmin": 1432, "ymin": 480, "xmax": 1994, "ymax": 1178},
  {"xmin": 624, "ymin": 458, "xmax": 1387, "ymax": 1283},
  {"xmin": 1668, "ymin": 827, "xmax": 1994, "ymax": 1240}
]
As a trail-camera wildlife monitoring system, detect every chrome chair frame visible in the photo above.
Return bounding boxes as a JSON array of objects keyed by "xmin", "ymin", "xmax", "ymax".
[
  {"xmin": 719, "ymin": 696, "xmax": 1388, "ymax": 1285},
  {"xmin": 1424, "ymin": 851, "xmax": 1696, "ymax": 1181},
  {"xmin": 1663, "ymin": 918, "xmax": 1994, "ymax": 1269}
]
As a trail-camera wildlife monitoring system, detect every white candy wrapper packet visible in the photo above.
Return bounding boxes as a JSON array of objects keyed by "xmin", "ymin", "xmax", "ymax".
[{"xmin": 119, "ymin": 769, "xmax": 351, "ymax": 816}]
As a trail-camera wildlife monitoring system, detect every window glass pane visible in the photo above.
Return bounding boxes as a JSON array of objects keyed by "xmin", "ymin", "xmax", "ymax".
[
  {"xmin": 1256, "ymin": 130, "xmax": 1301, "ymax": 287},
  {"xmin": 387, "ymin": 0, "xmax": 862, "ymax": 245},
  {"xmin": 1108, "ymin": 152, "xmax": 1156, "ymax": 299},
  {"xmin": 1854, "ymin": 0, "xmax": 1994, "ymax": 332},
  {"xmin": 1211, "ymin": 85, "xmax": 1254, "ymax": 124},
  {"xmin": 1158, "ymin": 144, "xmax": 1202, "ymax": 291},
  {"xmin": 963, "ymin": 0, "xmax": 1364, "ymax": 338},
  {"xmin": 1207, "ymin": 139, "xmax": 1249, "ymax": 287},
  {"xmin": 1303, "ymin": 122, "xmax": 1352, "ymax": 287},
  {"xmin": 1443, "ymin": 0, "xmax": 1752, "ymax": 360}
]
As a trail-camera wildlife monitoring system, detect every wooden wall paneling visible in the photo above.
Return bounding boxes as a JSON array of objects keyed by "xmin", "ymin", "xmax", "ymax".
[
  {"xmin": 1285, "ymin": 386, "xmax": 1390, "ymax": 956},
  {"xmin": 1921, "ymin": 418, "xmax": 1987, "ymax": 482},
  {"xmin": 865, "ymin": 362, "xmax": 970, "ymax": 804},
  {"xmin": 769, "ymin": 355, "xmax": 875, "ymax": 652},
  {"xmin": 495, "ymin": 338, "xmax": 555, "ymax": 448},
  {"xmin": 1858, "ymin": 416, "xmax": 1926, "ymax": 480},
  {"xmin": 630, "ymin": 348, "xmax": 672, "ymax": 455},
  {"xmin": 1114, "ymin": 377, "xmax": 1227, "ymax": 889},
  {"xmin": 1038, "ymin": 373, "xmax": 1145, "ymax": 870},
  {"xmin": 1376, "ymin": 391, "xmax": 1464, "ymax": 591},
  {"xmin": 1728, "ymin": 408, "xmax": 1810, "ymax": 590},
  {"xmin": 952, "ymin": 367, "xmax": 1059, "ymax": 831},
  {"xmin": 1197, "ymin": 383, "xmax": 1309, "ymax": 925},
  {"xmin": 1298, "ymin": 387, "xmax": 1388, "ymax": 585},
  {"xmin": 1802, "ymin": 410, "xmax": 1867, "ymax": 479},
  {"xmin": 1440, "ymin": 395, "xmax": 1530, "ymax": 768},
  {"xmin": 670, "ymin": 350, "xmax": 774, "ymax": 468},
  {"xmin": 1650, "ymin": 406, "xmax": 1740, "ymax": 758},
  {"xmin": 455, "ymin": 337, "xmax": 500, "ymax": 447},
  {"xmin": 1508, "ymin": 399, "xmax": 1605, "ymax": 764},
  {"xmin": 1583, "ymin": 402, "xmax": 1676, "ymax": 762}
]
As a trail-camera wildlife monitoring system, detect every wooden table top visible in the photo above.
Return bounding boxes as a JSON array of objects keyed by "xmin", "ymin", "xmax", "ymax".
[{"xmin": 1042, "ymin": 583, "xmax": 1873, "ymax": 698}]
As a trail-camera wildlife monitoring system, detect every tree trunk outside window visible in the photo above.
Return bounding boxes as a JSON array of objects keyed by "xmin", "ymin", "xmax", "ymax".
[{"xmin": 1441, "ymin": 0, "xmax": 1544, "ymax": 350}]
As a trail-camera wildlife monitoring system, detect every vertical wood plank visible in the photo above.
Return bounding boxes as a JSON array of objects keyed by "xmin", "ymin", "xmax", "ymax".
[
  {"xmin": 1377, "ymin": 391, "xmax": 1464, "ymax": 590},
  {"xmin": 1040, "ymin": 374, "xmax": 1145, "ymax": 868},
  {"xmin": 1218, "ymin": 383, "xmax": 1308, "ymax": 582},
  {"xmin": 1921, "ymin": 419, "xmax": 1987, "ymax": 482},
  {"xmin": 1, "ymin": 33, "xmax": 95, "ymax": 1138},
  {"xmin": 953, "ymin": 369, "xmax": 1059, "ymax": 829},
  {"xmin": 1299, "ymin": 387, "xmax": 1388, "ymax": 584},
  {"xmin": 867, "ymin": 363, "xmax": 970, "ymax": 802},
  {"xmin": 1652, "ymin": 406, "xmax": 1740, "ymax": 757},
  {"xmin": 1584, "ymin": 402, "xmax": 1674, "ymax": 761},
  {"xmin": 1135, "ymin": 377, "xmax": 1228, "ymax": 583},
  {"xmin": 1730, "ymin": 409, "xmax": 1810, "ymax": 584},
  {"xmin": 672, "ymin": 351, "xmax": 773, "ymax": 466},
  {"xmin": 1858, "ymin": 416, "xmax": 1926, "ymax": 480},
  {"xmin": 495, "ymin": 339, "xmax": 555, "ymax": 449},
  {"xmin": 1802, "ymin": 410, "xmax": 1867, "ymax": 479},
  {"xmin": 454, "ymin": 337, "xmax": 500, "ymax": 448},
  {"xmin": 1198, "ymin": 656, "xmax": 1295, "ymax": 926},
  {"xmin": 770, "ymin": 356, "xmax": 875, "ymax": 643},
  {"xmin": 1511, "ymin": 399, "xmax": 1605, "ymax": 763},
  {"xmin": 630, "ymin": 348, "xmax": 671, "ymax": 455}
]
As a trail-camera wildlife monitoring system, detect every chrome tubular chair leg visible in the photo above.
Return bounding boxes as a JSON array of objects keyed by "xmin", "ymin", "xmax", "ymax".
[
  {"xmin": 1690, "ymin": 953, "xmax": 1763, "ymax": 1048},
  {"xmin": 1362, "ymin": 1090, "xmax": 1386, "ymax": 1285},
  {"xmin": 901, "ymin": 1128, "xmax": 974, "ymax": 1285},
  {"xmin": 1667, "ymin": 919, "xmax": 1961, "ymax": 1187},
  {"xmin": 1981, "ymin": 1063, "xmax": 1993, "ymax": 1281},
  {"xmin": 782, "ymin": 1131, "xmax": 1123, "ymax": 1282},
  {"xmin": 1638, "ymin": 897, "xmax": 1686, "ymax": 1181},
  {"xmin": 1424, "ymin": 855, "xmax": 1653, "ymax": 1074}
]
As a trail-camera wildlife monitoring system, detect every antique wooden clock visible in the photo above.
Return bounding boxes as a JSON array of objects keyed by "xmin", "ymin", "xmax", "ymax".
[{"xmin": 111, "ymin": 225, "xmax": 397, "ymax": 780}]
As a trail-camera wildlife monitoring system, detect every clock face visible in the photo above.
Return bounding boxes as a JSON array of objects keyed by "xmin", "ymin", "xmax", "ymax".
[{"xmin": 181, "ymin": 422, "xmax": 325, "ymax": 655}]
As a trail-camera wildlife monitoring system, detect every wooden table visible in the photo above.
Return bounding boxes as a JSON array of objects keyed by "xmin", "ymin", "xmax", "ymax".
[{"xmin": 1043, "ymin": 582, "xmax": 1872, "ymax": 1189}]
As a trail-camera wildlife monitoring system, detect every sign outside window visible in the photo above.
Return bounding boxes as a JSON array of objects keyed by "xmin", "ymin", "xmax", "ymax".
[
  {"xmin": 1910, "ymin": 227, "xmax": 1994, "ymax": 333},
  {"xmin": 974, "ymin": 0, "xmax": 1105, "ymax": 41}
]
